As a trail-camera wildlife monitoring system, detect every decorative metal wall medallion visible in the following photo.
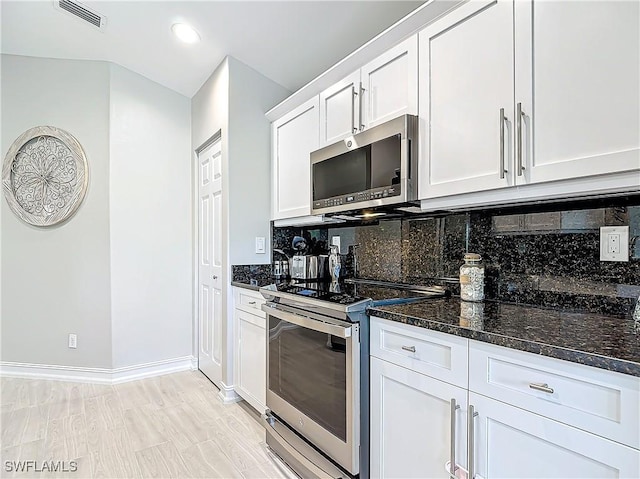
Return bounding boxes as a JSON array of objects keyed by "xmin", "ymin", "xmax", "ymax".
[{"xmin": 2, "ymin": 126, "xmax": 89, "ymax": 227}]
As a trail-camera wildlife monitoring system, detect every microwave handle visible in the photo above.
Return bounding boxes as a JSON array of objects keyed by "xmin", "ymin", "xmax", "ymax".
[{"xmin": 262, "ymin": 304, "xmax": 352, "ymax": 339}]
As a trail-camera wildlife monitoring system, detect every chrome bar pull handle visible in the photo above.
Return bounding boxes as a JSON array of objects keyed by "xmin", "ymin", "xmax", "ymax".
[
  {"xmin": 468, "ymin": 404, "xmax": 478, "ymax": 479},
  {"xmin": 359, "ymin": 83, "xmax": 365, "ymax": 131},
  {"xmin": 499, "ymin": 108, "xmax": 507, "ymax": 179},
  {"xmin": 351, "ymin": 85, "xmax": 357, "ymax": 134},
  {"xmin": 401, "ymin": 345, "xmax": 416, "ymax": 353},
  {"xmin": 449, "ymin": 399, "xmax": 460, "ymax": 478},
  {"xmin": 516, "ymin": 102, "xmax": 524, "ymax": 176},
  {"xmin": 529, "ymin": 382, "xmax": 554, "ymax": 394}
]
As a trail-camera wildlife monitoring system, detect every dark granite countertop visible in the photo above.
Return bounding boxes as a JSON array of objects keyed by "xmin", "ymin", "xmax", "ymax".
[
  {"xmin": 231, "ymin": 279, "xmax": 275, "ymax": 291},
  {"xmin": 369, "ymin": 297, "xmax": 640, "ymax": 377}
]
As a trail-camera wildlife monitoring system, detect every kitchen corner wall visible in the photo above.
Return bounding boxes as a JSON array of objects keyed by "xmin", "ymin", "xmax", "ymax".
[
  {"xmin": 192, "ymin": 55, "xmax": 289, "ymax": 387},
  {"xmin": 109, "ymin": 64, "xmax": 192, "ymax": 369},
  {"xmin": 274, "ymin": 196, "xmax": 640, "ymax": 318},
  {"xmin": 1, "ymin": 54, "xmax": 193, "ymax": 372}
]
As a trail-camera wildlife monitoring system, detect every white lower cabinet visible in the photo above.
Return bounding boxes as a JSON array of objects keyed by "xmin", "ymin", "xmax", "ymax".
[
  {"xmin": 370, "ymin": 316, "xmax": 469, "ymax": 479},
  {"xmin": 370, "ymin": 317, "xmax": 640, "ymax": 478},
  {"xmin": 233, "ymin": 287, "xmax": 266, "ymax": 413},
  {"xmin": 470, "ymin": 392, "xmax": 640, "ymax": 479},
  {"xmin": 370, "ymin": 356, "xmax": 467, "ymax": 479}
]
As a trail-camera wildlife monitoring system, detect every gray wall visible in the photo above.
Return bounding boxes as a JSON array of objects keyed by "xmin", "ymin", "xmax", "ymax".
[
  {"xmin": 191, "ymin": 56, "xmax": 288, "ymax": 387},
  {"xmin": 227, "ymin": 56, "xmax": 290, "ymax": 265},
  {"xmin": 1, "ymin": 55, "xmax": 193, "ymax": 372},
  {"xmin": 1, "ymin": 55, "xmax": 112, "ymax": 368},
  {"xmin": 109, "ymin": 64, "xmax": 192, "ymax": 369}
]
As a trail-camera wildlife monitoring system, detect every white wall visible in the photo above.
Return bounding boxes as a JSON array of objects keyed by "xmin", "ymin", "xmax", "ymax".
[
  {"xmin": 1, "ymin": 55, "xmax": 113, "ymax": 368},
  {"xmin": 192, "ymin": 59, "xmax": 229, "ymax": 151},
  {"xmin": 227, "ymin": 57, "xmax": 290, "ymax": 265},
  {"xmin": 109, "ymin": 64, "xmax": 192, "ymax": 369}
]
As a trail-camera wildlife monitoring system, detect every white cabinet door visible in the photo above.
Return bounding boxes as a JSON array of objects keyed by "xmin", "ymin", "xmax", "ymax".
[
  {"xmin": 319, "ymin": 71, "xmax": 360, "ymax": 147},
  {"xmin": 361, "ymin": 35, "xmax": 418, "ymax": 129},
  {"xmin": 514, "ymin": 0, "xmax": 640, "ymax": 186},
  {"xmin": 370, "ymin": 357, "xmax": 468, "ymax": 479},
  {"xmin": 418, "ymin": 0, "xmax": 514, "ymax": 199},
  {"xmin": 470, "ymin": 393, "xmax": 640, "ymax": 479},
  {"xmin": 272, "ymin": 96, "xmax": 319, "ymax": 220},
  {"xmin": 234, "ymin": 308, "xmax": 266, "ymax": 413}
]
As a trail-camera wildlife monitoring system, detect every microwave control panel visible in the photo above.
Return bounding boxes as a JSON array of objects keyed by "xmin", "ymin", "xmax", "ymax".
[{"xmin": 313, "ymin": 186, "xmax": 400, "ymax": 210}]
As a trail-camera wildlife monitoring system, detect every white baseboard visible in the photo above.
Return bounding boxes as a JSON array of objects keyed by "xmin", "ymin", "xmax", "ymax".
[
  {"xmin": 0, "ymin": 356, "xmax": 197, "ymax": 384},
  {"xmin": 217, "ymin": 381, "xmax": 242, "ymax": 404}
]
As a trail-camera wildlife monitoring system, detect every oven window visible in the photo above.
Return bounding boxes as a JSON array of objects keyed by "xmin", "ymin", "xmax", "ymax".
[
  {"xmin": 312, "ymin": 134, "xmax": 401, "ymax": 200},
  {"xmin": 268, "ymin": 316, "xmax": 347, "ymax": 442}
]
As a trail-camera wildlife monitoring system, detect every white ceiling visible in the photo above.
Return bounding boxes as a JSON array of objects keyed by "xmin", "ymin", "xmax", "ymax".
[{"xmin": 1, "ymin": 0, "xmax": 424, "ymax": 98}]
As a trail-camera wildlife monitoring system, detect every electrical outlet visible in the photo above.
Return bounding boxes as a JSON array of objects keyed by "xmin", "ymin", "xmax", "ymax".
[
  {"xmin": 332, "ymin": 236, "xmax": 341, "ymax": 254},
  {"xmin": 68, "ymin": 333, "xmax": 77, "ymax": 349},
  {"xmin": 600, "ymin": 226, "xmax": 629, "ymax": 262}
]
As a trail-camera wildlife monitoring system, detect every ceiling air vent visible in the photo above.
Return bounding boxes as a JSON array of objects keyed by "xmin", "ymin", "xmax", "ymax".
[{"xmin": 54, "ymin": 0, "xmax": 107, "ymax": 30}]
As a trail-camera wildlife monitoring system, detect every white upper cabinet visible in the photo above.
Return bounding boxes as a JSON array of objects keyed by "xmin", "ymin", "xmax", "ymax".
[
  {"xmin": 419, "ymin": 0, "xmax": 515, "ymax": 199},
  {"xmin": 514, "ymin": 0, "xmax": 640, "ymax": 185},
  {"xmin": 319, "ymin": 36, "xmax": 418, "ymax": 147},
  {"xmin": 271, "ymin": 96, "xmax": 319, "ymax": 220},
  {"xmin": 319, "ymin": 71, "xmax": 361, "ymax": 147},
  {"xmin": 419, "ymin": 0, "xmax": 640, "ymax": 201},
  {"xmin": 360, "ymin": 35, "xmax": 418, "ymax": 129}
]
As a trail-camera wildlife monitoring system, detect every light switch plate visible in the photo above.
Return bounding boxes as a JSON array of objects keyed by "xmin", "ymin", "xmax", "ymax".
[
  {"xmin": 255, "ymin": 237, "xmax": 266, "ymax": 254},
  {"xmin": 600, "ymin": 226, "xmax": 628, "ymax": 262}
]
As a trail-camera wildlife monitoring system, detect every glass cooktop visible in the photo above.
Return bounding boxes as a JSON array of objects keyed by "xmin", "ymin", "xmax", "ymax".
[{"xmin": 268, "ymin": 280, "xmax": 447, "ymax": 306}]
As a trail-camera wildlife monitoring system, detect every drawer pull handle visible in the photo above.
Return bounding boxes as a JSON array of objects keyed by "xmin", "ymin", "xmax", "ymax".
[
  {"xmin": 248, "ymin": 301, "xmax": 256, "ymax": 305},
  {"xmin": 401, "ymin": 345, "xmax": 416, "ymax": 353},
  {"xmin": 529, "ymin": 383, "xmax": 554, "ymax": 394}
]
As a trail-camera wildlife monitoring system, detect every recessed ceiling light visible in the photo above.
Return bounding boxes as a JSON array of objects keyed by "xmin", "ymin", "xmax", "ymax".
[{"xmin": 171, "ymin": 23, "xmax": 200, "ymax": 44}]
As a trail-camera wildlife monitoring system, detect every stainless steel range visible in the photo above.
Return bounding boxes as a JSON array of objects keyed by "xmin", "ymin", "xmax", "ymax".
[
  {"xmin": 260, "ymin": 281, "xmax": 447, "ymax": 479},
  {"xmin": 261, "ymin": 283, "xmax": 370, "ymax": 479}
]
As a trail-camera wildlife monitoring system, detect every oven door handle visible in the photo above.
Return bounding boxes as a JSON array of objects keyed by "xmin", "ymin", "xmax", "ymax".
[{"xmin": 262, "ymin": 304, "xmax": 352, "ymax": 339}]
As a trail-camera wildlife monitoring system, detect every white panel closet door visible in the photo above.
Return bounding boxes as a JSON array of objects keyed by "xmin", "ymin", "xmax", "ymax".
[{"xmin": 197, "ymin": 139, "xmax": 223, "ymax": 386}]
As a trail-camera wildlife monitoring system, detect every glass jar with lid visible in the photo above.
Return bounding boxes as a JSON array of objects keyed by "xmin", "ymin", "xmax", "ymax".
[{"xmin": 459, "ymin": 253, "xmax": 485, "ymax": 302}]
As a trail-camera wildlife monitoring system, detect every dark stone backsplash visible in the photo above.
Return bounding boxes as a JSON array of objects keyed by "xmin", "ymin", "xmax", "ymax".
[
  {"xmin": 273, "ymin": 196, "xmax": 640, "ymax": 317},
  {"xmin": 231, "ymin": 264, "xmax": 273, "ymax": 285}
]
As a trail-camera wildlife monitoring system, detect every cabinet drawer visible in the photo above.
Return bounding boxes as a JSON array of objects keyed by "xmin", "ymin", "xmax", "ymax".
[
  {"xmin": 234, "ymin": 288, "xmax": 266, "ymax": 316},
  {"xmin": 370, "ymin": 316, "xmax": 468, "ymax": 388},
  {"xmin": 469, "ymin": 341, "xmax": 640, "ymax": 449}
]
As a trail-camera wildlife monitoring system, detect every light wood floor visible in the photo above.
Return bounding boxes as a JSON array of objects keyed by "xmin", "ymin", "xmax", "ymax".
[{"xmin": 0, "ymin": 370, "xmax": 288, "ymax": 478}]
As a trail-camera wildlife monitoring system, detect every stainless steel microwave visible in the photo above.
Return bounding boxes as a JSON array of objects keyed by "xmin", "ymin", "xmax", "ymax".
[{"xmin": 310, "ymin": 114, "xmax": 418, "ymax": 215}]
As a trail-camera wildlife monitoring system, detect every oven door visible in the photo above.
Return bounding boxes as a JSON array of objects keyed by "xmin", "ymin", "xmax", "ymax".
[{"xmin": 263, "ymin": 303, "xmax": 360, "ymax": 476}]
